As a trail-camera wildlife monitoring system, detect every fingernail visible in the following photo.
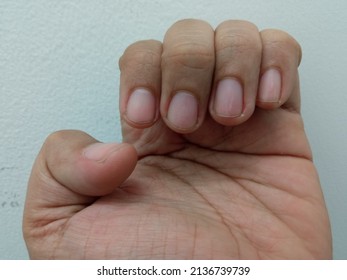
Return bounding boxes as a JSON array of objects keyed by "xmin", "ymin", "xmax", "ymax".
[
  {"xmin": 258, "ymin": 68, "xmax": 281, "ymax": 103},
  {"xmin": 126, "ymin": 88, "xmax": 156, "ymax": 124},
  {"xmin": 214, "ymin": 79, "xmax": 243, "ymax": 117},
  {"xmin": 167, "ymin": 91, "xmax": 198, "ymax": 130},
  {"xmin": 83, "ymin": 142, "xmax": 122, "ymax": 162}
]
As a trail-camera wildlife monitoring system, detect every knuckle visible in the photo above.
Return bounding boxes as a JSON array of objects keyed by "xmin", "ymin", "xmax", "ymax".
[
  {"xmin": 45, "ymin": 130, "xmax": 66, "ymax": 146},
  {"xmin": 170, "ymin": 18, "xmax": 213, "ymax": 31},
  {"xmin": 216, "ymin": 21, "xmax": 261, "ymax": 58},
  {"xmin": 215, "ymin": 34, "xmax": 262, "ymax": 77},
  {"xmin": 43, "ymin": 130, "xmax": 87, "ymax": 152},
  {"xmin": 162, "ymin": 42, "xmax": 214, "ymax": 70},
  {"xmin": 261, "ymin": 29, "xmax": 302, "ymax": 64},
  {"xmin": 42, "ymin": 130, "xmax": 93, "ymax": 166},
  {"xmin": 42, "ymin": 131, "xmax": 70, "ymax": 164},
  {"xmin": 162, "ymin": 19, "xmax": 214, "ymax": 70},
  {"xmin": 217, "ymin": 32, "xmax": 262, "ymax": 55},
  {"xmin": 218, "ymin": 19, "xmax": 259, "ymax": 33},
  {"xmin": 119, "ymin": 40, "xmax": 162, "ymax": 71},
  {"xmin": 264, "ymin": 29, "xmax": 300, "ymax": 49},
  {"xmin": 43, "ymin": 130, "xmax": 71, "ymax": 151}
]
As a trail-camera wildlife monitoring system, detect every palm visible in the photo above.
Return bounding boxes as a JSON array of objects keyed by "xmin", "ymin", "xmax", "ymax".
[{"xmin": 59, "ymin": 106, "xmax": 330, "ymax": 259}]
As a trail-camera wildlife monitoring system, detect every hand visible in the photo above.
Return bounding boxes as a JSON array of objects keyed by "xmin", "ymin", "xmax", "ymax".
[{"xmin": 23, "ymin": 19, "xmax": 332, "ymax": 259}]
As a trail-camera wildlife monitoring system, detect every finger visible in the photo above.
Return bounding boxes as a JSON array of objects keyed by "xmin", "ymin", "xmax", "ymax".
[
  {"xmin": 210, "ymin": 20, "xmax": 262, "ymax": 126},
  {"xmin": 119, "ymin": 40, "xmax": 162, "ymax": 128},
  {"xmin": 24, "ymin": 130, "xmax": 137, "ymax": 210},
  {"xmin": 257, "ymin": 29, "xmax": 302, "ymax": 111},
  {"xmin": 161, "ymin": 19, "xmax": 215, "ymax": 133}
]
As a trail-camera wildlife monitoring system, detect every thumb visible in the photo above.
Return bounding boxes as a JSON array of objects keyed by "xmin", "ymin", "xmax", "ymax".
[{"xmin": 24, "ymin": 129, "xmax": 137, "ymax": 213}]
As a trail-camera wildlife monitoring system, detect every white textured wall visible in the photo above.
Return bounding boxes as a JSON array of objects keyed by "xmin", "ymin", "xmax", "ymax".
[{"xmin": 1, "ymin": 0, "xmax": 346, "ymax": 259}]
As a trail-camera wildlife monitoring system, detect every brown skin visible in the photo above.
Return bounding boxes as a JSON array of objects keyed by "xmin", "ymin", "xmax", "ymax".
[{"xmin": 23, "ymin": 19, "xmax": 332, "ymax": 259}]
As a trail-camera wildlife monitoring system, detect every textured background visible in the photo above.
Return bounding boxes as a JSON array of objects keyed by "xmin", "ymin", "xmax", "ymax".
[{"xmin": 1, "ymin": 0, "xmax": 346, "ymax": 259}]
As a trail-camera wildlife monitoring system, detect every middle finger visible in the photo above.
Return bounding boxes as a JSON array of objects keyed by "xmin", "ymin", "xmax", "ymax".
[{"xmin": 160, "ymin": 19, "xmax": 215, "ymax": 133}]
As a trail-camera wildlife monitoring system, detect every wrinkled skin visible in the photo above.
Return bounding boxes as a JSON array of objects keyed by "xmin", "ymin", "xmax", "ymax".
[{"xmin": 23, "ymin": 19, "xmax": 332, "ymax": 259}]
